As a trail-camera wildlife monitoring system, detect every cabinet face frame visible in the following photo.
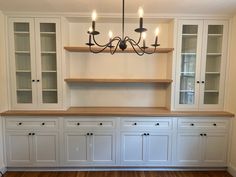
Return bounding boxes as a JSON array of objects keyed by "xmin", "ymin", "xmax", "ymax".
[
  {"xmin": 175, "ymin": 20, "xmax": 204, "ymax": 110},
  {"xmin": 199, "ymin": 20, "xmax": 229, "ymax": 110}
]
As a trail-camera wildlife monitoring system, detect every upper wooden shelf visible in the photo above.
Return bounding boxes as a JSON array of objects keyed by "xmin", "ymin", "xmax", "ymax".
[
  {"xmin": 64, "ymin": 78, "xmax": 173, "ymax": 84},
  {"xmin": 64, "ymin": 46, "xmax": 174, "ymax": 53}
]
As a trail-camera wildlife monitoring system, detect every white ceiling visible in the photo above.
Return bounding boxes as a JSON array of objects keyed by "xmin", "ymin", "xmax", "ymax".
[{"xmin": 0, "ymin": 0, "xmax": 236, "ymax": 15}]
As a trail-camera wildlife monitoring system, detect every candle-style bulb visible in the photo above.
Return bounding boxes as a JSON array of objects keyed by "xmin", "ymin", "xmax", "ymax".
[
  {"xmin": 155, "ymin": 27, "xmax": 160, "ymax": 36},
  {"xmin": 142, "ymin": 32, "xmax": 146, "ymax": 40},
  {"xmin": 92, "ymin": 10, "xmax": 97, "ymax": 21},
  {"xmin": 88, "ymin": 27, "xmax": 93, "ymax": 33},
  {"xmin": 108, "ymin": 30, "xmax": 113, "ymax": 39},
  {"xmin": 138, "ymin": 7, "xmax": 144, "ymax": 18}
]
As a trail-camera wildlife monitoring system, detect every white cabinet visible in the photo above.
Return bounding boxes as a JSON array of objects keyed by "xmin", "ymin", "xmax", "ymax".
[
  {"xmin": 63, "ymin": 118, "xmax": 116, "ymax": 166},
  {"xmin": 8, "ymin": 17, "xmax": 62, "ymax": 110},
  {"xmin": 6, "ymin": 131, "xmax": 59, "ymax": 167},
  {"xmin": 5, "ymin": 117, "xmax": 59, "ymax": 167},
  {"xmin": 120, "ymin": 118, "xmax": 172, "ymax": 166},
  {"xmin": 175, "ymin": 20, "xmax": 228, "ymax": 110},
  {"xmin": 121, "ymin": 132, "xmax": 171, "ymax": 165},
  {"xmin": 176, "ymin": 118, "xmax": 229, "ymax": 166}
]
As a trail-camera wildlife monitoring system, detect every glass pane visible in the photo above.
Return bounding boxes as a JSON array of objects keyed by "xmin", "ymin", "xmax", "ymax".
[
  {"xmin": 14, "ymin": 23, "xmax": 32, "ymax": 104},
  {"xmin": 40, "ymin": 23, "xmax": 58, "ymax": 104},
  {"xmin": 179, "ymin": 25, "xmax": 198, "ymax": 105},
  {"xmin": 204, "ymin": 25, "xmax": 223, "ymax": 105}
]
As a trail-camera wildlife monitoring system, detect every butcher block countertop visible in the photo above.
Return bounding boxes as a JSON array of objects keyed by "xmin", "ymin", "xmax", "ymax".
[{"xmin": 0, "ymin": 107, "xmax": 234, "ymax": 117}]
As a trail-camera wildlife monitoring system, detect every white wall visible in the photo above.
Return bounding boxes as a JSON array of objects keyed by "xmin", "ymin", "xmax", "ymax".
[
  {"xmin": 0, "ymin": 10, "xmax": 7, "ymax": 171},
  {"xmin": 226, "ymin": 14, "xmax": 236, "ymax": 177}
]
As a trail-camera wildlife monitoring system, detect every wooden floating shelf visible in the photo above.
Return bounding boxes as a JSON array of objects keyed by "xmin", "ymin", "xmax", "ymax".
[
  {"xmin": 64, "ymin": 46, "xmax": 174, "ymax": 53},
  {"xmin": 64, "ymin": 78, "xmax": 173, "ymax": 84}
]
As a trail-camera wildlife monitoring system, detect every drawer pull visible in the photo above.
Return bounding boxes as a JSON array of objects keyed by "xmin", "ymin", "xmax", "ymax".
[
  {"xmin": 90, "ymin": 133, "xmax": 93, "ymax": 136},
  {"xmin": 42, "ymin": 122, "xmax": 45, "ymax": 126},
  {"xmin": 204, "ymin": 134, "xmax": 207, "ymax": 136},
  {"xmin": 32, "ymin": 133, "xmax": 35, "ymax": 136},
  {"xmin": 213, "ymin": 123, "xmax": 217, "ymax": 126},
  {"xmin": 133, "ymin": 123, "xmax": 137, "ymax": 126},
  {"xmin": 87, "ymin": 133, "xmax": 90, "ymax": 136},
  {"xmin": 190, "ymin": 123, "xmax": 195, "ymax": 126},
  {"xmin": 77, "ymin": 123, "xmax": 80, "ymax": 126},
  {"xmin": 200, "ymin": 134, "xmax": 203, "ymax": 136},
  {"xmin": 155, "ymin": 123, "xmax": 160, "ymax": 126},
  {"xmin": 28, "ymin": 133, "xmax": 32, "ymax": 136},
  {"xmin": 18, "ymin": 122, "xmax": 22, "ymax": 125},
  {"xmin": 99, "ymin": 123, "xmax": 103, "ymax": 126},
  {"xmin": 143, "ymin": 133, "xmax": 147, "ymax": 136},
  {"xmin": 147, "ymin": 133, "xmax": 150, "ymax": 136}
]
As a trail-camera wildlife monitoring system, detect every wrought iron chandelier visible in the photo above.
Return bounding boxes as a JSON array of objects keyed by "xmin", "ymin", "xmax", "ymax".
[{"xmin": 86, "ymin": 0, "xmax": 160, "ymax": 56}]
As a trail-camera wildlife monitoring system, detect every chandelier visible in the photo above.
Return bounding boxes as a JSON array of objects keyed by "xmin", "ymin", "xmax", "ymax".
[{"xmin": 86, "ymin": 0, "xmax": 160, "ymax": 56}]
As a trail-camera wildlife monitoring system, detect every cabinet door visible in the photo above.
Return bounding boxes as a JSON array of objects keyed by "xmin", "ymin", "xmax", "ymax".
[
  {"xmin": 35, "ymin": 18, "xmax": 62, "ymax": 109},
  {"xmin": 199, "ymin": 21, "xmax": 228, "ymax": 110},
  {"xmin": 64, "ymin": 132, "xmax": 89, "ymax": 165},
  {"xmin": 121, "ymin": 132, "xmax": 146, "ymax": 164},
  {"xmin": 32, "ymin": 132, "xmax": 59, "ymax": 166},
  {"xmin": 202, "ymin": 133, "xmax": 228, "ymax": 166},
  {"xmin": 8, "ymin": 18, "xmax": 38, "ymax": 109},
  {"xmin": 176, "ymin": 133, "xmax": 202, "ymax": 165},
  {"xmin": 6, "ymin": 132, "xmax": 32, "ymax": 166},
  {"xmin": 146, "ymin": 133, "xmax": 171, "ymax": 165},
  {"xmin": 175, "ymin": 20, "xmax": 203, "ymax": 110},
  {"xmin": 90, "ymin": 132, "xmax": 116, "ymax": 164}
]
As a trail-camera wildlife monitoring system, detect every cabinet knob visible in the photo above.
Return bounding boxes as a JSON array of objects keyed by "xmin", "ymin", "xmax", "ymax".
[
  {"xmin": 133, "ymin": 123, "xmax": 137, "ymax": 126},
  {"xmin": 99, "ymin": 123, "xmax": 103, "ymax": 126},
  {"xmin": 200, "ymin": 134, "xmax": 203, "ymax": 136},
  {"xmin": 37, "ymin": 80, "xmax": 40, "ymax": 82},
  {"xmin": 18, "ymin": 122, "xmax": 22, "ymax": 125},
  {"xmin": 90, "ymin": 133, "xmax": 93, "ymax": 136},
  {"xmin": 147, "ymin": 133, "xmax": 150, "ymax": 136},
  {"xmin": 77, "ymin": 123, "xmax": 80, "ymax": 126},
  {"xmin": 190, "ymin": 123, "xmax": 194, "ymax": 126},
  {"xmin": 87, "ymin": 133, "xmax": 90, "ymax": 136},
  {"xmin": 204, "ymin": 134, "xmax": 207, "ymax": 136},
  {"xmin": 28, "ymin": 133, "xmax": 32, "ymax": 136},
  {"xmin": 143, "ymin": 133, "xmax": 147, "ymax": 136},
  {"xmin": 156, "ymin": 123, "xmax": 160, "ymax": 126},
  {"xmin": 42, "ymin": 122, "xmax": 45, "ymax": 125},
  {"xmin": 32, "ymin": 133, "xmax": 35, "ymax": 136},
  {"xmin": 197, "ymin": 81, "xmax": 200, "ymax": 83},
  {"xmin": 213, "ymin": 123, "xmax": 217, "ymax": 126},
  {"xmin": 201, "ymin": 81, "xmax": 205, "ymax": 84},
  {"xmin": 32, "ymin": 80, "xmax": 35, "ymax": 82}
]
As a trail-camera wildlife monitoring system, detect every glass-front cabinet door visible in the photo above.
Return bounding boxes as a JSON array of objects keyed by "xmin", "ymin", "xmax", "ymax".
[
  {"xmin": 175, "ymin": 20, "xmax": 203, "ymax": 110},
  {"xmin": 9, "ymin": 18, "xmax": 61, "ymax": 109},
  {"xmin": 199, "ymin": 21, "xmax": 228, "ymax": 109}
]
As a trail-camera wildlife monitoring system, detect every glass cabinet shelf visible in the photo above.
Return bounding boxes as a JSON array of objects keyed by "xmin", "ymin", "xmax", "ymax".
[
  {"xmin": 180, "ymin": 90, "xmax": 195, "ymax": 92},
  {"xmin": 207, "ymin": 53, "xmax": 222, "ymax": 56},
  {"xmin": 205, "ymin": 72, "xmax": 220, "ymax": 74},
  {"xmin": 17, "ymin": 89, "xmax": 32, "ymax": 91},
  {"xmin": 204, "ymin": 90, "xmax": 219, "ymax": 93},
  {"xmin": 16, "ymin": 70, "xmax": 31, "ymax": 73},
  {"xmin": 15, "ymin": 51, "xmax": 30, "ymax": 54}
]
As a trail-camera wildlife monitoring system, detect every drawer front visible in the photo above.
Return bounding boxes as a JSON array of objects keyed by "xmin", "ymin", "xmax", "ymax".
[
  {"xmin": 5, "ymin": 118, "xmax": 59, "ymax": 130},
  {"xmin": 64, "ymin": 118, "xmax": 116, "ymax": 130},
  {"xmin": 178, "ymin": 118, "xmax": 229, "ymax": 130},
  {"xmin": 121, "ymin": 118, "xmax": 172, "ymax": 130}
]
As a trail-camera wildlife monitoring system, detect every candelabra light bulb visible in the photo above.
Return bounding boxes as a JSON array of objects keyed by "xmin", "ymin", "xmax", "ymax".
[
  {"xmin": 142, "ymin": 32, "xmax": 146, "ymax": 40},
  {"xmin": 155, "ymin": 27, "xmax": 160, "ymax": 36},
  {"xmin": 108, "ymin": 30, "xmax": 113, "ymax": 39},
  {"xmin": 138, "ymin": 7, "xmax": 144, "ymax": 18},
  {"xmin": 92, "ymin": 10, "xmax": 97, "ymax": 21}
]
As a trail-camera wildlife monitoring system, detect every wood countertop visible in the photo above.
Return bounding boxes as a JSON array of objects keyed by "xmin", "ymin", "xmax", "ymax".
[{"xmin": 0, "ymin": 107, "xmax": 234, "ymax": 117}]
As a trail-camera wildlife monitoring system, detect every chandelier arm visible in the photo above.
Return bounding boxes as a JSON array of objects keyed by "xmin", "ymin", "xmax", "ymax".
[
  {"xmin": 128, "ymin": 40, "xmax": 145, "ymax": 56},
  {"xmin": 89, "ymin": 45, "xmax": 110, "ymax": 54},
  {"xmin": 92, "ymin": 35, "xmax": 121, "ymax": 48},
  {"xmin": 127, "ymin": 38, "xmax": 157, "ymax": 55},
  {"xmin": 125, "ymin": 33, "xmax": 142, "ymax": 46},
  {"xmin": 110, "ymin": 39, "xmax": 121, "ymax": 55}
]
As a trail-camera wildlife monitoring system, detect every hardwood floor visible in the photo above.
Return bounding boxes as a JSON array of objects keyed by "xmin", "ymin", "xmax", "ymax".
[{"xmin": 3, "ymin": 171, "xmax": 233, "ymax": 177}]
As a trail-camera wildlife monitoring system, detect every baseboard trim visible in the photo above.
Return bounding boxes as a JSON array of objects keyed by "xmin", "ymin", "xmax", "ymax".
[
  {"xmin": 7, "ymin": 167, "xmax": 228, "ymax": 172},
  {"xmin": 228, "ymin": 164, "xmax": 236, "ymax": 177}
]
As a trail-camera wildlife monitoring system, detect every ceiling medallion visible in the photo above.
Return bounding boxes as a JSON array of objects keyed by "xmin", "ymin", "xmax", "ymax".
[{"xmin": 86, "ymin": 0, "xmax": 160, "ymax": 56}]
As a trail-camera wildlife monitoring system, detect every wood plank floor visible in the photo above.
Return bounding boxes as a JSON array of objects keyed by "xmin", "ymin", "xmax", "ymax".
[{"xmin": 3, "ymin": 171, "xmax": 233, "ymax": 177}]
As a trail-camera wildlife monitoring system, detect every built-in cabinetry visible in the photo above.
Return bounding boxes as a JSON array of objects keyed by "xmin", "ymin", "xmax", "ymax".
[
  {"xmin": 120, "ymin": 118, "xmax": 172, "ymax": 165},
  {"xmin": 8, "ymin": 18, "xmax": 62, "ymax": 110},
  {"xmin": 176, "ymin": 118, "xmax": 229, "ymax": 166},
  {"xmin": 3, "ymin": 116, "xmax": 232, "ymax": 168},
  {"xmin": 175, "ymin": 20, "xmax": 228, "ymax": 110},
  {"xmin": 5, "ymin": 118, "xmax": 59, "ymax": 167},
  {"xmin": 63, "ymin": 118, "xmax": 116, "ymax": 166}
]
